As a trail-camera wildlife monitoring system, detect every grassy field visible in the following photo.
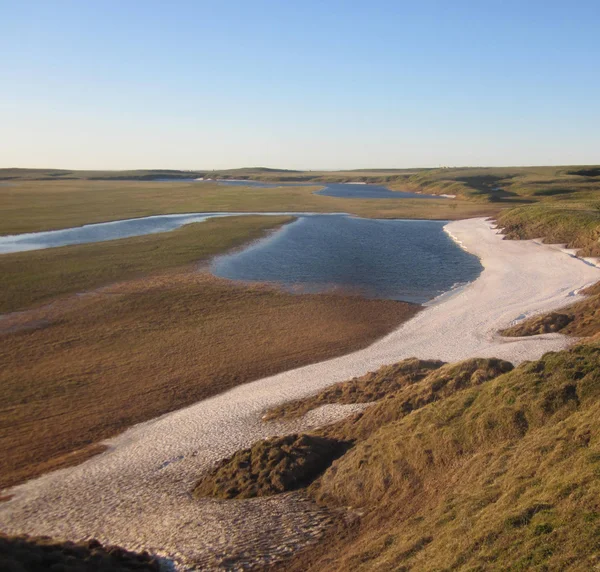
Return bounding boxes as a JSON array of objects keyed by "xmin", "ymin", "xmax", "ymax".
[
  {"xmin": 0, "ymin": 215, "xmax": 293, "ymax": 313},
  {"xmin": 0, "ymin": 178, "xmax": 497, "ymax": 236},
  {"xmin": 2, "ymin": 165, "xmax": 599, "ymax": 239},
  {"xmin": 0, "ymin": 270, "xmax": 418, "ymax": 490}
]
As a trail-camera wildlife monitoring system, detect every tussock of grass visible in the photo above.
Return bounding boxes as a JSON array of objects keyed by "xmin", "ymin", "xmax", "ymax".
[
  {"xmin": 286, "ymin": 344, "xmax": 600, "ymax": 571},
  {"xmin": 0, "ymin": 533, "xmax": 160, "ymax": 571},
  {"xmin": 502, "ymin": 282, "xmax": 600, "ymax": 340},
  {"xmin": 262, "ymin": 358, "xmax": 444, "ymax": 422},
  {"xmin": 502, "ymin": 312, "xmax": 574, "ymax": 336},
  {"xmin": 193, "ymin": 434, "xmax": 351, "ymax": 499},
  {"xmin": 321, "ymin": 358, "xmax": 514, "ymax": 443}
]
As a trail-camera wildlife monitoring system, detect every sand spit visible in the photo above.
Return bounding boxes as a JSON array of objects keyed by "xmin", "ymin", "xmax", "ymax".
[{"xmin": 1, "ymin": 218, "xmax": 599, "ymax": 569}]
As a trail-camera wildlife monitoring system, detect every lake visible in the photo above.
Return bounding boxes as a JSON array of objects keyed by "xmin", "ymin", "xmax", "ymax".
[
  {"xmin": 212, "ymin": 215, "xmax": 481, "ymax": 304},
  {"xmin": 155, "ymin": 179, "xmax": 444, "ymax": 198},
  {"xmin": 0, "ymin": 213, "xmax": 481, "ymax": 304},
  {"xmin": 315, "ymin": 183, "xmax": 440, "ymax": 199}
]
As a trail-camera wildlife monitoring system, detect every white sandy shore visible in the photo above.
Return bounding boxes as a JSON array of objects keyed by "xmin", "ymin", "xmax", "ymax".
[{"xmin": 1, "ymin": 218, "xmax": 599, "ymax": 569}]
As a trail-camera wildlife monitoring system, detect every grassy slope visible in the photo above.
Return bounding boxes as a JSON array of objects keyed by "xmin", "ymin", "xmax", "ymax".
[
  {"xmin": 0, "ymin": 215, "xmax": 292, "ymax": 313},
  {"xmin": 404, "ymin": 165, "xmax": 600, "ymax": 201},
  {"xmin": 273, "ymin": 345, "xmax": 600, "ymax": 571},
  {"xmin": 497, "ymin": 204, "xmax": 600, "ymax": 257},
  {"xmin": 502, "ymin": 282, "xmax": 600, "ymax": 340},
  {"xmin": 262, "ymin": 358, "xmax": 445, "ymax": 421}
]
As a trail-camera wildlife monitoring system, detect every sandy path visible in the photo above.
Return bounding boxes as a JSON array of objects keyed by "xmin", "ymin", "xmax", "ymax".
[{"xmin": 1, "ymin": 218, "xmax": 598, "ymax": 569}]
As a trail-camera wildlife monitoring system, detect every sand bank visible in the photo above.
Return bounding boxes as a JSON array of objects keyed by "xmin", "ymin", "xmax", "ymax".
[{"xmin": 1, "ymin": 218, "xmax": 598, "ymax": 569}]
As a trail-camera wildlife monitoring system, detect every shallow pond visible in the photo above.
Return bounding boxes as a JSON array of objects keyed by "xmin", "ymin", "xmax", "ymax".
[
  {"xmin": 0, "ymin": 213, "xmax": 481, "ymax": 304},
  {"xmin": 212, "ymin": 215, "xmax": 481, "ymax": 304}
]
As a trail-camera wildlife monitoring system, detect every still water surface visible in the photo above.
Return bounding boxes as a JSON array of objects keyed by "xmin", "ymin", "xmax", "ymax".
[{"xmin": 212, "ymin": 216, "xmax": 481, "ymax": 304}]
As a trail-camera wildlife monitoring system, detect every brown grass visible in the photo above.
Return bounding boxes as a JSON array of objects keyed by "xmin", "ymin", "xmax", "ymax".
[
  {"xmin": 279, "ymin": 345, "xmax": 600, "ymax": 571},
  {"xmin": 0, "ymin": 533, "xmax": 161, "ymax": 571},
  {"xmin": 0, "ymin": 179, "xmax": 501, "ymax": 236},
  {"xmin": 0, "ymin": 270, "xmax": 418, "ymax": 491},
  {"xmin": 501, "ymin": 281, "xmax": 600, "ymax": 340},
  {"xmin": 193, "ymin": 434, "xmax": 351, "ymax": 499},
  {"xmin": 262, "ymin": 358, "xmax": 444, "ymax": 422},
  {"xmin": 0, "ymin": 215, "xmax": 294, "ymax": 313}
]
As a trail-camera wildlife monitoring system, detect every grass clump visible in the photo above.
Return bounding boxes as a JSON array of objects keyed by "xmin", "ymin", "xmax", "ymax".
[
  {"xmin": 502, "ymin": 281, "xmax": 600, "ymax": 340},
  {"xmin": 193, "ymin": 434, "xmax": 350, "ymax": 499},
  {"xmin": 321, "ymin": 358, "xmax": 514, "ymax": 442},
  {"xmin": 502, "ymin": 312, "xmax": 574, "ymax": 336},
  {"xmin": 262, "ymin": 358, "xmax": 444, "ymax": 421},
  {"xmin": 0, "ymin": 533, "xmax": 160, "ymax": 571}
]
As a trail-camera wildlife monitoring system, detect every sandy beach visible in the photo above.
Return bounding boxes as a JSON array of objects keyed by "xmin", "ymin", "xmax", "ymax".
[{"xmin": 1, "ymin": 217, "xmax": 599, "ymax": 569}]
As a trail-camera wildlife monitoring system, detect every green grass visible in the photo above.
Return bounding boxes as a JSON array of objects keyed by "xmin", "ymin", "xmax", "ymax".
[
  {"xmin": 0, "ymin": 179, "xmax": 499, "ymax": 236},
  {"xmin": 497, "ymin": 203, "xmax": 600, "ymax": 256},
  {"xmin": 274, "ymin": 344, "xmax": 600, "ymax": 571},
  {"xmin": 3, "ymin": 165, "xmax": 599, "ymax": 238},
  {"xmin": 0, "ymin": 215, "xmax": 292, "ymax": 313},
  {"xmin": 403, "ymin": 165, "xmax": 600, "ymax": 202}
]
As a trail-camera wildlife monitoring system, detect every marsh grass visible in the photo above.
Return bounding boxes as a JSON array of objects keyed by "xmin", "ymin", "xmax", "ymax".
[
  {"xmin": 0, "ymin": 215, "xmax": 292, "ymax": 313},
  {"xmin": 0, "ymin": 178, "xmax": 499, "ymax": 236},
  {"xmin": 0, "ymin": 271, "xmax": 418, "ymax": 490}
]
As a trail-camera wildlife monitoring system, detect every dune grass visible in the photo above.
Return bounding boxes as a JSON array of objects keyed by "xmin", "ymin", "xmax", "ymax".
[
  {"xmin": 258, "ymin": 344, "xmax": 600, "ymax": 571},
  {"xmin": 502, "ymin": 282, "xmax": 600, "ymax": 340}
]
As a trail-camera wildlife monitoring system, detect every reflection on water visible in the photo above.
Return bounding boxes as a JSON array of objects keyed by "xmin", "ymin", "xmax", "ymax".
[
  {"xmin": 0, "ymin": 210, "xmax": 482, "ymax": 304},
  {"xmin": 315, "ymin": 183, "xmax": 440, "ymax": 200},
  {"xmin": 212, "ymin": 215, "xmax": 482, "ymax": 304}
]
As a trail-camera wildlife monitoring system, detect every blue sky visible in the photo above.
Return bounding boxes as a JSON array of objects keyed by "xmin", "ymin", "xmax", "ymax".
[{"xmin": 2, "ymin": 0, "xmax": 599, "ymax": 170}]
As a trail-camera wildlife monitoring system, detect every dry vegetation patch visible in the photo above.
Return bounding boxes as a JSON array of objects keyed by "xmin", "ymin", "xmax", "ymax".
[
  {"xmin": 0, "ymin": 534, "xmax": 160, "ymax": 571},
  {"xmin": 0, "ymin": 271, "xmax": 417, "ymax": 490},
  {"xmin": 502, "ymin": 281, "xmax": 600, "ymax": 340},
  {"xmin": 281, "ymin": 345, "xmax": 600, "ymax": 571},
  {"xmin": 262, "ymin": 358, "xmax": 444, "ymax": 421},
  {"xmin": 193, "ymin": 434, "xmax": 351, "ymax": 499},
  {"xmin": 320, "ymin": 358, "xmax": 514, "ymax": 443}
]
